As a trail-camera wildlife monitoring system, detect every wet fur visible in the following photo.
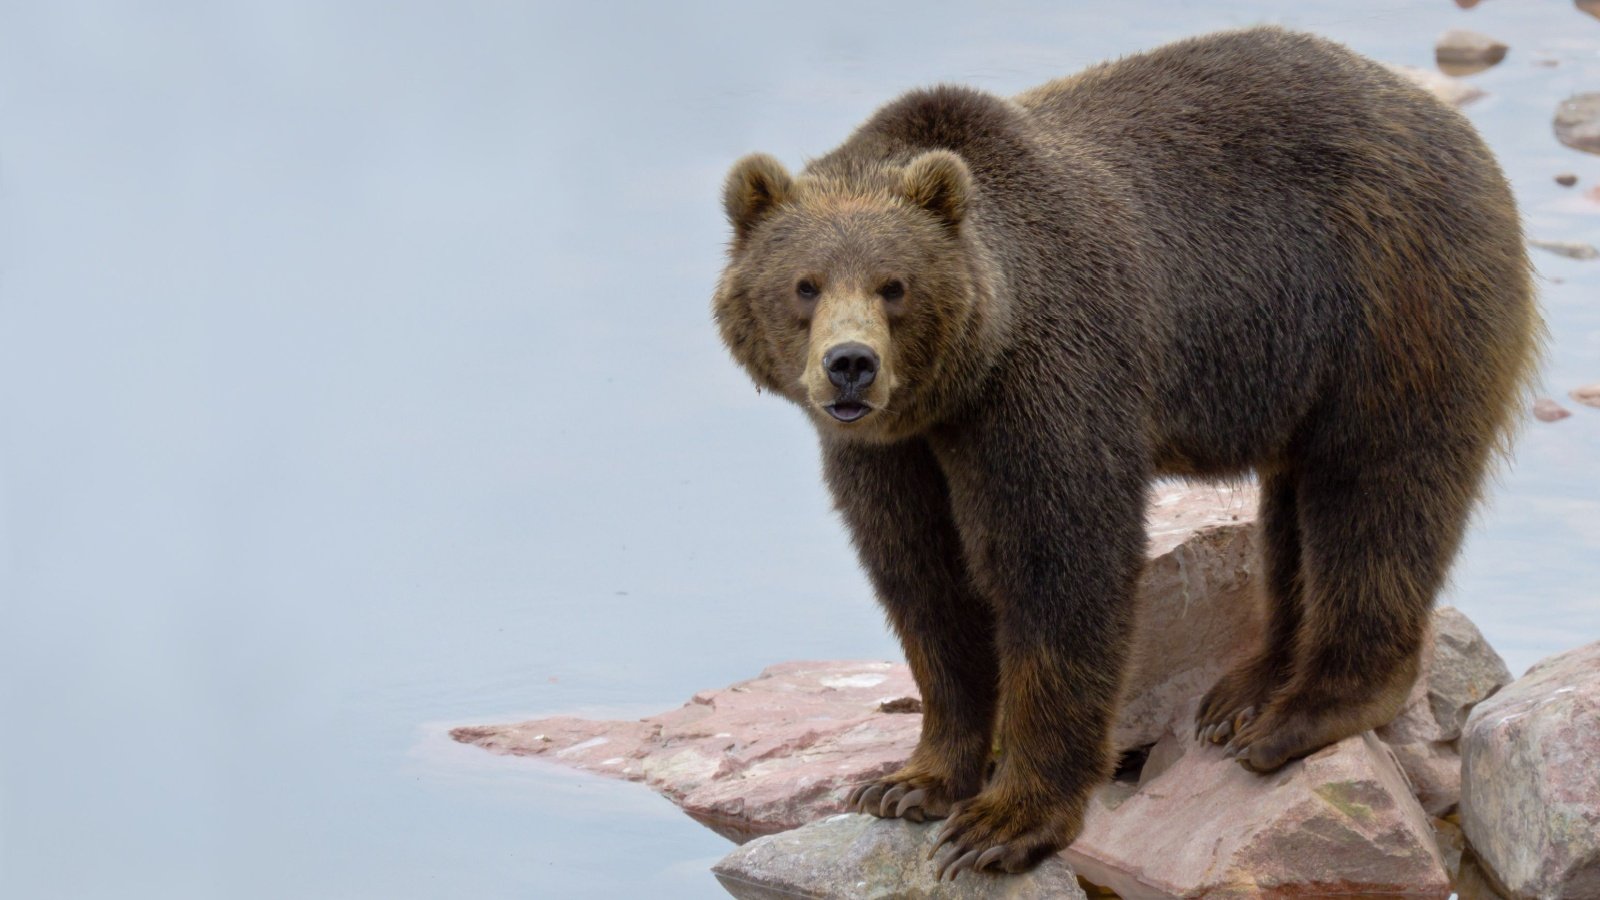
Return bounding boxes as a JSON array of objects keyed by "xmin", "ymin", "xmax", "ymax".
[{"xmin": 713, "ymin": 27, "xmax": 1539, "ymax": 876}]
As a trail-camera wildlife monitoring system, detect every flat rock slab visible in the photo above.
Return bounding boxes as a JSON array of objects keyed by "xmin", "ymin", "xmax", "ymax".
[
  {"xmin": 713, "ymin": 814, "xmax": 1088, "ymax": 900},
  {"xmin": 1068, "ymin": 720, "xmax": 1450, "ymax": 898},
  {"xmin": 1461, "ymin": 641, "xmax": 1600, "ymax": 899},
  {"xmin": 453, "ymin": 659, "xmax": 922, "ymax": 842}
]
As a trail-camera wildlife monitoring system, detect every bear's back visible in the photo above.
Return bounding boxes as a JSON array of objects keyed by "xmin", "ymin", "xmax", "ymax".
[{"xmin": 1012, "ymin": 27, "xmax": 1529, "ymax": 474}]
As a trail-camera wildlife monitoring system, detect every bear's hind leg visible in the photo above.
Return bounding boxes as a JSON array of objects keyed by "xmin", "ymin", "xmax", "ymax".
[
  {"xmin": 1196, "ymin": 469, "xmax": 1303, "ymax": 745},
  {"xmin": 1223, "ymin": 440, "xmax": 1486, "ymax": 773},
  {"xmin": 825, "ymin": 440, "xmax": 999, "ymax": 823}
]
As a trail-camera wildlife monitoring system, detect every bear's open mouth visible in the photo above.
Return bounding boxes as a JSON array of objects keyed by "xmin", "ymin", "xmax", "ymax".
[{"xmin": 825, "ymin": 401, "xmax": 872, "ymax": 423}]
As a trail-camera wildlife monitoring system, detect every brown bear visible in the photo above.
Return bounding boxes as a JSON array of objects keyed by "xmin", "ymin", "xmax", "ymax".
[{"xmin": 712, "ymin": 26, "xmax": 1539, "ymax": 879}]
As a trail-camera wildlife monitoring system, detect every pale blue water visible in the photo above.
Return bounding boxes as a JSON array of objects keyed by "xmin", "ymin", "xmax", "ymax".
[{"xmin": 1, "ymin": 1, "xmax": 1596, "ymax": 897}]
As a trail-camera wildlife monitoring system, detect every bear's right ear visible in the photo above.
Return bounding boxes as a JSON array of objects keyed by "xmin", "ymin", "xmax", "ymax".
[
  {"xmin": 902, "ymin": 150, "xmax": 970, "ymax": 230},
  {"xmin": 723, "ymin": 154, "xmax": 793, "ymax": 245}
]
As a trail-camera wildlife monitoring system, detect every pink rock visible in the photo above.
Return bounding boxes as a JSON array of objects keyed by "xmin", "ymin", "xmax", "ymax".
[
  {"xmin": 1571, "ymin": 382, "xmax": 1600, "ymax": 408},
  {"xmin": 1534, "ymin": 397, "xmax": 1572, "ymax": 422},
  {"xmin": 452, "ymin": 660, "xmax": 921, "ymax": 841},
  {"xmin": 1461, "ymin": 641, "xmax": 1600, "ymax": 899},
  {"xmin": 1118, "ymin": 483, "xmax": 1259, "ymax": 749},
  {"xmin": 1066, "ymin": 714, "xmax": 1451, "ymax": 898}
]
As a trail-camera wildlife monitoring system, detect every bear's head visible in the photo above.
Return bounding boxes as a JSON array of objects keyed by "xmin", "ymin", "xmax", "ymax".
[{"xmin": 712, "ymin": 150, "xmax": 999, "ymax": 443}]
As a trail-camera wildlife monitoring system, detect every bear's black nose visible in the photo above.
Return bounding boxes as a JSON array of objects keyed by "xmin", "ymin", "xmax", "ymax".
[{"xmin": 824, "ymin": 342, "xmax": 879, "ymax": 389}]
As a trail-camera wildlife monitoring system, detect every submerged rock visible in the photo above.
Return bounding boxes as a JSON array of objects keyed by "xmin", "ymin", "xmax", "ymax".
[
  {"xmin": 1529, "ymin": 238, "xmax": 1600, "ymax": 260},
  {"xmin": 1571, "ymin": 383, "xmax": 1600, "ymax": 408},
  {"xmin": 712, "ymin": 814, "xmax": 1088, "ymax": 900},
  {"xmin": 1534, "ymin": 398, "xmax": 1573, "ymax": 422},
  {"xmin": 1435, "ymin": 29, "xmax": 1508, "ymax": 76},
  {"xmin": 1461, "ymin": 641, "xmax": 1600, "ymax": 900},
  {"xmin": 1387, "ymin": 64, "xmax": 1485, "ymax": 107},
  {"xmin": 1067, "ymin": 721, "xmax": 1451, "ymax": 898},
  {"xmin": 1555, "ymin": 93, "xmax": 1600, "ymax": 154},
  {"xmin": 1556, "ymin": 173, "xmax": 1579, "ymax": 187}
]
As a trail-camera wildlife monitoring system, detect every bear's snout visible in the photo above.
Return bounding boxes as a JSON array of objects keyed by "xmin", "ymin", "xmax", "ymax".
[{"xmin": 823, "ymin": 342, "xmax": 879, "ymax": 391}]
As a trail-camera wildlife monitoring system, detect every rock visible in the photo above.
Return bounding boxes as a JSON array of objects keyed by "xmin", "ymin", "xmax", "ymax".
[
  {"xmin": 1571, "ymin": 383, "xmax": 1600, "ymax": 408},
  {"xmin": 454, "ymin": 659, "xmax": 922, "ymax": 842},
  {"xmin": 1556, "ymin": 173, "xmax": 1579, "ymax": 187},
  {"xmin": 1555, "ymin": 93, "xmax": 1600, "ymax": 154},
  {"xmin": 712, "ymin": 814, "xmax": 1088, "ymax": 900},
  {"xmin": 1461, "ymin": 641, "xmax": 1600, "ymax": 900},
  {"xmin": 1435, "ymin": 29, "xmax": 1508, "ymax": 76},
  {"xmin": 1387, "ymin": 64, "xmax": 1485, "ymax": 107},
  {"xmin": 1376, "ymin": 607, "xmax": 1512, "ymax": 816},
  {"xmin": 1065, "ymin": 713, "xmax": 1452, "ymax": 898},
  {"xmin": 1432, "ymin": 814, "xmax": 1467, "ymax": 880},
  {"xmin": 1579, "ymin": 0, "xmax": 1600, "ymax": 22},
  {"xmin": 1117, "ymin": 481, "xmax": 1259, "ymax": 749},
  {"xmin": 1534, "ymin": 397, "xmax": 1573, "ymax": 422},
  {"xmin": 1528, "ymin": 238, "xmax": 1600, "ymax": 260}
]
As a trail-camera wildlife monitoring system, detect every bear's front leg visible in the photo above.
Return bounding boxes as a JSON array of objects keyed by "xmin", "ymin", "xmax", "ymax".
[
  {"xmin": 823, "ymin": 438, "xmax": 999, "ymax": 823},
  {"xmin": 930, "ymin": 429, "xmax": 1148, "ymax": 879}
]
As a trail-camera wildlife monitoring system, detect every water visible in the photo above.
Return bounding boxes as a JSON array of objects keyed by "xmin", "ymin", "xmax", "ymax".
[{"xmin": 1, "ymin": 1, "xmax": 1596, "ymax": 897}]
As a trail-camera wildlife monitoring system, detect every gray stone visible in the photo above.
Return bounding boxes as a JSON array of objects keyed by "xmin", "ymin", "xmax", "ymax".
[
  {"xmin": 1461, "ymin": 641, "xmax": 1600, "ymax": 899},
  {"xmin": 712, "ymin": 814, "xmax": 1088, "ymax": 900},
  {"xmin": 1066, "ymin": 712, "xmax": 1451, "ymax": 899}
]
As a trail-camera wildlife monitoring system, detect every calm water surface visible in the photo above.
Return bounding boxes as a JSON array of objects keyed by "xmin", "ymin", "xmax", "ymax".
[{"xmin": 2, "ymin": 1, "xmax": 1597, "ymax": 897}]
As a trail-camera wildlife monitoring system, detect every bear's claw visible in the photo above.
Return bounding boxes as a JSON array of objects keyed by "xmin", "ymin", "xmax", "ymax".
[
  {"xmin": 845, "ymin": 769, "xmax": 960, "ymax": 822},
  {"xmin": 925, "ymin": 791, "xmax": 1071, "ymax": 879}
]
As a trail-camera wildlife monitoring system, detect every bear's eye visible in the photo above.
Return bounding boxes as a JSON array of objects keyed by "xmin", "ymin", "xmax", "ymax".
[
  {"xmin": 878, "ymin": 280, "xmax": 906, "ymax": 302},
  {"xmin": 796, "ymin": 279, "xmax": 821, "ymax": 301}
]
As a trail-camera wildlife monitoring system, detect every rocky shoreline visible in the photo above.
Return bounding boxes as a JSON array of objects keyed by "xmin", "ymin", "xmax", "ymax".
[{"xmin": 453, "ymin": 483, "xmax": 1599, "ymax": 897}]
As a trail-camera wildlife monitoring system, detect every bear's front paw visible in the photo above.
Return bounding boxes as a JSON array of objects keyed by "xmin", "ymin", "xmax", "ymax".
[
  {"xmin": 844, "ymin": 766, "xmax": 968, "ymax": 823},
  {"xmin": 928, "ymin": 790, "xmax": 1080, "ymax": 880}
]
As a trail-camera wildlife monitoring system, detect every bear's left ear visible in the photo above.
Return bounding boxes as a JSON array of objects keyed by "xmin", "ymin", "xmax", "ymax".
[
  {"xmin": 723, "ymin": 153, "xmax": 793, "ymax": 245},
  {"xmin": 902, "ymin": 150, "xmax": 970, "ymax": 229}
]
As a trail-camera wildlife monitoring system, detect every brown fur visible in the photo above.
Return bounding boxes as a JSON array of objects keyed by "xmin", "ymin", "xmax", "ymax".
[{"xmin": 712, "ymin": 26, "xmax": 1540, "ymax": 876}]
